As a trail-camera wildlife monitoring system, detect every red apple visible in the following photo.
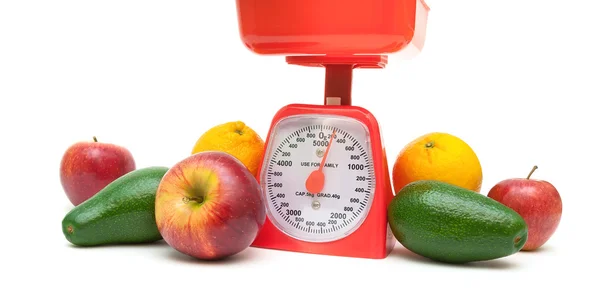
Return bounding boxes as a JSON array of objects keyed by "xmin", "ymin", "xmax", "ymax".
[
  {"xmin": 155, "ymin": 151, "xmax": 266, "ymax": 260},
  {"xmin": 487, "ymin": 166, "xmax": 562, "ymax": 251},
  {"xmin": 60, "ymin": 136, "xmax": 136, "ymax": 206}
]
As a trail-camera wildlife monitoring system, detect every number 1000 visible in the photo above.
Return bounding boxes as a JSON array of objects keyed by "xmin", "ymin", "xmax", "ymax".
[{"xmin": 348, "ymin": 163, "xmax": 364, "ymax": 170}]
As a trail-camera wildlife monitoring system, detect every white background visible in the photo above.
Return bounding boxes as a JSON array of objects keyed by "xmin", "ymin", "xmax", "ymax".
[{"xmin": 1, "ymin": 1, "xmax": 598, "ymax": 307}]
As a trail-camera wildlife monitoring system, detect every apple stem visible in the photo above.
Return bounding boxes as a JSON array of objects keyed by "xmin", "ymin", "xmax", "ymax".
[
  {"xmin": 526, "ymin": 165, "xmax": 538, "ymax": 180},
  {"xmin": 191, "ymin": 197, "xmax": 204, "ymax": 203},
  {"xmin": 93, "ymin": 136, "xmax": 98, "ymax": 142},
  {"xmin": 183, "ymin": 196, "xmax": 204, "ymax": 205}
]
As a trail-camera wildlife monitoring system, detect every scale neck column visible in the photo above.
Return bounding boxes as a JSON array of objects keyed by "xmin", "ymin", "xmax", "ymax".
[
  {"xmin": 324, "ymin": 64, "xmax": 354, "ymax": 106},
  {"xmin": 285, "ymin": 55, "xmax": 388, "ymax": 106}
]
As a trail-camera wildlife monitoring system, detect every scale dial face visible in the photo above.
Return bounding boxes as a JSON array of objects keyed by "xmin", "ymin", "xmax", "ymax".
[{"xmin": 260, "ymin": 114, "xmax": 376, "ymax": 243}]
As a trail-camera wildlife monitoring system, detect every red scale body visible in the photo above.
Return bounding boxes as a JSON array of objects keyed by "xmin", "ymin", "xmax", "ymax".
[{"xmin": 234, "ymin": 0, "xmax": 430, "ymax": 259}]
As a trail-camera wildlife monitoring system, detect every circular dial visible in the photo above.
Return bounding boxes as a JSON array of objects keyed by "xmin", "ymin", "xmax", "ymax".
[{"xmin": 260, "ymin": 115, "xmax": 375, "ymax": 243}]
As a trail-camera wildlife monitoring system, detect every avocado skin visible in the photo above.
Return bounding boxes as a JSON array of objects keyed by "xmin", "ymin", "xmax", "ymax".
[
  {"xmin": 62, "ymin": 166, "xmax": 169, "ymax": 246},
  {"xmin": 388, "ymin": 180, "xmax": 528, "ymax": 263}
]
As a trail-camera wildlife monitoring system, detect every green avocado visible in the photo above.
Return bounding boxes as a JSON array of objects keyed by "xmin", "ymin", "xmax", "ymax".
[
  {"xmin": 62, "ymin": 166, "xmax": 169, "ymax": 246},
  {"xmin": 388, "ymin": 180, "xmax": 528, "ymax": 263}
]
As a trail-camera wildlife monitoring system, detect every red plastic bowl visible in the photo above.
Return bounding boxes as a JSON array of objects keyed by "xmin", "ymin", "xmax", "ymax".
[{"xmin": 235, "ymin": 0, "xmax": 430, "ymax": 56}]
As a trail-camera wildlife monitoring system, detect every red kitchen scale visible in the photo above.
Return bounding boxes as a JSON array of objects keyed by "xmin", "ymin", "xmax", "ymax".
[{"xmin": 235, "ymin": 0, "xmax": 430, "ymax": 259}]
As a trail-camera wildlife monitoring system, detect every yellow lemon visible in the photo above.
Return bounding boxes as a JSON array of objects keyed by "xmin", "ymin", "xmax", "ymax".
[
  {"xmin": 191, "ymin": 121, "xmax": 265, "ymax": 177},
  {"xmin": 392, "ymin": 132, "xmax": 483, "ymax": 193}
]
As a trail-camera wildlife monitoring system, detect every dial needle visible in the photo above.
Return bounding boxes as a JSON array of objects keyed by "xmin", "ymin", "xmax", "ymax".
[{"xmin": 306, "ymin": 129, "xmax": 337, "ymax": 194}]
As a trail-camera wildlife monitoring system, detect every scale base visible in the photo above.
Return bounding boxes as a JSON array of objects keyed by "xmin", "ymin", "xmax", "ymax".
[{"xmin": 251, "ymin": 227, "xmax": 396, "ymax": 259}]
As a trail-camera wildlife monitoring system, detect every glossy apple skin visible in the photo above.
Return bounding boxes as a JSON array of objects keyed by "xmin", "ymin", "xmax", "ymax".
[
  {"xmin": 155, "ymin": 151, "xmax": 266, "ymax": 260},
  {"xmin": 60, "ymin": 138, "xmax": 136, "ymax": 206},
  {"xmin": 487, "ymin": 178, "xmax": 562, "ymax": 251}
]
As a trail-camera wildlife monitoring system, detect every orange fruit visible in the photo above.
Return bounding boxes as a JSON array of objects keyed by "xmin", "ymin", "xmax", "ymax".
[
  {"xmin": 392, "ymin": 132, "xmax": 483, "ymax": 194},
  {"xmin": 191, "ymin": 121, "xmax": 265, "ymax": 177}
]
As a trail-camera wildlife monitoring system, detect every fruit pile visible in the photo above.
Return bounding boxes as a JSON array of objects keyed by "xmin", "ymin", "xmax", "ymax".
[
  {"xmin": 387, "ymin": 133, "xmax": 562, "ymax": 263},
  {"xmin": 59, "ymin": 122, "xmax": 562, "ymax": 264},
  {"xmin": 60, "ymin": 122, "xmax": 267, "ymax": 260}
]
